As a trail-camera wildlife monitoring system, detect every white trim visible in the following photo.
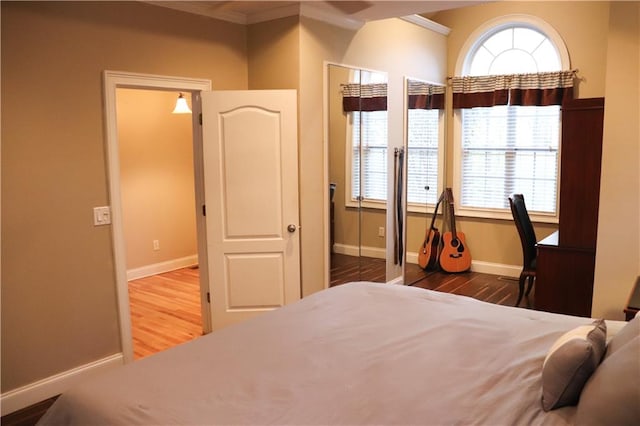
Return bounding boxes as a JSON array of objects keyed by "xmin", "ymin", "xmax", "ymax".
[
  {"xmin": 400, "ymin": 15, "xmax": 451, "ymax": 35},
  {"xmin": 333, "ymin": 243, "xmax": 386, "ymax": 260},
  {"xmin": 103, "ymin": 71, "xmax": 212, "ymax": 363},
  {"xmin": 246, "ymin": 4, "xmax": 301, "ymax": 24},
  {"xmin": 0, "ymin": 354, "xmax": 123, "ymax": 416},
  {"xmin": 126, "ymin": 255, "xmax": 198, "ymax": 281},
  {"xmin": 405, "ymin": 251, "xmax": 521, "ymax": 278},
  {"xmin": 145, "ymin": 2, "xmax": 301, "ymax": 25},
  {"xmin": 388, "ymin": 276, "xmax": 404, "ymax": 285},
  {"xmin": 454, "ymin": 14, "xmax": 571, "ymax": 76},
  {"xmin": 300, "ymin": 2, "xmax": 364, "ymax": 30},
  {"xmin": 469, "ymin": 260, "xmax": 521, "ymax": 278},
  {"xmin": 323, "ymin": 61, "xmax": 332, "ymax": 291}
]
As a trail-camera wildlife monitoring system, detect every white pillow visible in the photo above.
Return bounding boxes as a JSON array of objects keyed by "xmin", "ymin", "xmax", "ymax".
[{"xmin": 541, "ymin": 319, "xmax": 606, "ymax": 411}]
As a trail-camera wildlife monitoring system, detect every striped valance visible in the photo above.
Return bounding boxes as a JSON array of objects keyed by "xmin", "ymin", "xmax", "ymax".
[
  {"xmin": 451, "ymin": 70, "xmax": 575, "ymax": 108},
  {"xmin": 342, "ymin": 83, "xmax": 387, "ymax": 112},
  {"xmin": 407, "ymin": 81, "xmax": 445, "ymax": 110}
]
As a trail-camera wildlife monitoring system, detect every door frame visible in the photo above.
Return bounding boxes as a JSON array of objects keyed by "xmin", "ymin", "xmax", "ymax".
[{"xmin": 103, "ymin": 70, "xmax": 211, "ymax": 363}]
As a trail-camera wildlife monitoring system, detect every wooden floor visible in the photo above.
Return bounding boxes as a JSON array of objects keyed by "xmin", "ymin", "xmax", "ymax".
[
  {"xmin": 330, "ymin": 253, "xmax": 387, "ymax": 286},
  {"xmin": 4, "ymin": 258, "xmax": 531, "ymax": 425},
  {"xmin": 128, "ymin": 266, "xmax": 203, "ymax": 360},
  {"xmin": 332, "ymin": 253, "xmax": 532, "ymax": 308}
]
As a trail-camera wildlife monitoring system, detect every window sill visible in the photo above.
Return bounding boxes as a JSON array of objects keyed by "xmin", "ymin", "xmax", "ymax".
[
  {"xmin": 345, "ymin": 199, "xmax": 387, "ymax": 211},
  {"xmin": 456, "ymin": 207, "xmax": 559, "ymax": 224}
]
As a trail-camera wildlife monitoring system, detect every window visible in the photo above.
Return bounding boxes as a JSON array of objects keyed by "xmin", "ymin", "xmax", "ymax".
[
  {"xmin": 461, "ymin": 104, "xmax": 560, "ymax": 213},
  {"xmin": 344, "ymin": 70, "xmax": 388, "ymax": 208},
  {"xmin": 454, "ymin": 20, "xmax": 570, "ymax": 221},
  {"xmin": 346, "ymin": 78, "xmax": 444, "ymax": 211},
  {"xmin": 351, "ymin": 110, "xmax": 388, "ymax": 204},
  {"xmin": 407, "ymin": 108, "xmax": 442, "ymax": 208}
]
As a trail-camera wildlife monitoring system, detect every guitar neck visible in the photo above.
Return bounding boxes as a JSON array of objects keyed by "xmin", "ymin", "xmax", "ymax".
[
  {"xmin": 446, "ymin": 188, "xmax": 457, "ymax": 239},
  {"xmin": 428, "ymin": 192, "xmax": 445, "ymax": 230}
]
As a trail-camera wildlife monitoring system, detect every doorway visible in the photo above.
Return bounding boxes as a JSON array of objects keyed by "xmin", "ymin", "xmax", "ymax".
[
  {"xmin": 116, "ymin": 88, "xmax": 200, "ymax": 359},
  {"xmin": 103, "ymin": 71, "xmax": 212, "ymax": 363}
]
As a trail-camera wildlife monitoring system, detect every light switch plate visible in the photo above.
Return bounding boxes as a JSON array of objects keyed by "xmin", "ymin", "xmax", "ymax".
[{"xmin": 93, "ymin": 206, "xmax": 111, "ymax": 226}]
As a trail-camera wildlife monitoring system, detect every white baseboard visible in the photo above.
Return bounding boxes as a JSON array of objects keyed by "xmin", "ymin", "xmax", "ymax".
[
  {"xmin": 127, "ymin": 255, "xmax": 198, "ymax": 281},
  {"xmin": 333, "ymin": 243, "xmax": 386, "ymax": 259},
  {"xmin": 469, "ymin": 260, "xmax": 521, "ymax": 278},
  {"xmin": 1, "ymin": 353, "xmax": 124, "ymax": 416},
  {"xmin": 405, "ymin": 251, "xmax": 522, "ymax": 278},
  {"xmin": 337, "ymin": 246, "xmax": 521, "ymax": 278},
  {"xmin": 387, "ymin": 276, "xmax": 404, "ymax": 285},
  {"xmin": 405, "ymin": 251, "xmax": 419, "ymax": 265}
]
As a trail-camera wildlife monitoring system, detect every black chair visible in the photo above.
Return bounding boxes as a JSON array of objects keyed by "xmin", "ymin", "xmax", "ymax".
[{"xmin": 508, "ymin": 194, "xmax": 537, "ymax": 307}]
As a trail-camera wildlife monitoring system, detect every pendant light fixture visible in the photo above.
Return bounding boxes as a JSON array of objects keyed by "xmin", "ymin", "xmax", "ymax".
[{"xmin": 172, "ymin": 92, "xmax": 192, "ymax": 114}]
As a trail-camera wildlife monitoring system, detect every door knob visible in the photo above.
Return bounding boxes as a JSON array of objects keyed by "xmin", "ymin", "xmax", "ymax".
[{"xmin": 287, "ymin": 224, "xmax": 297, "ymax": 233}]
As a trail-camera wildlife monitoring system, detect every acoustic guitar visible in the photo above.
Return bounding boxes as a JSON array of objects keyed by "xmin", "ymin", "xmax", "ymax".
[
  {"xmin": 418, "ymin": 191, "xmax": 444, "ymax": 270},
  {"xmin": 439, "ymin": 188, "xmax": 472, "ymax": 273}
]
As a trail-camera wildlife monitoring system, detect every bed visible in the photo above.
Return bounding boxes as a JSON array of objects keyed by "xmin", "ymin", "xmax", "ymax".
[{"xmin": 38, "ymin": 282, "xmax": 639, "ymax": 425}]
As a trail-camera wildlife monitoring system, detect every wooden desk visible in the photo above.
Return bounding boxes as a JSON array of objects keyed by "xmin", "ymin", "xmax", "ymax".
[
  {"xmin": 535, "ymin": 231, "xmax": 595, "ymax": 317},
  {"xmin": 624, "ymin": 276, "xmax": 640, "ymax": 321}
]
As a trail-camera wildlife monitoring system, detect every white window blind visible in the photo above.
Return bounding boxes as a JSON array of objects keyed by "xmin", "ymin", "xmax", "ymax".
[
  {"xmin": 351, "ymin": 110, "xmax": 388, "ymax": 203},
  {"xmin": 461, "ymin": 104, "xmax": 559, "ymax": 213},
  {"xmin": 407, "ymin": 109, "xmax": 440, "ymax": 206}
]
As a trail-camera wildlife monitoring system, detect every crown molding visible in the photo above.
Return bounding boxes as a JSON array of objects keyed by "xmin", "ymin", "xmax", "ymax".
[
  {"xmin": 400, "ymin": 14, "xmax": 451, "ymax": 35},
  {"xmin": 299, "ymin": 2, "xmax": 364, "ymax": 30},
  {"xmin": 246, "ymin": 4, "xmax": 301, "ymax": 24}
]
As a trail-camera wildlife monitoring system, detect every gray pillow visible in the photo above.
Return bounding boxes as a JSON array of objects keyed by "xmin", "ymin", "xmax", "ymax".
[
  {"xmin": 575, "ymin": 335, "xmax": 640, "ymax": 425},
  {"xmin": 605, "ymin": 314, "xmax": 640, "ymax": 358},
  {"xmin": 541, "ymin": 319, "xmax": 607, "ymax": 411}
]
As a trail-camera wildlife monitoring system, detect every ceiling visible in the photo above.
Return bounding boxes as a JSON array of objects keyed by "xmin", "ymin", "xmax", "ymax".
[{"xmin": 144, "ymin": 1, "xmax": 487, "ymax": 28}]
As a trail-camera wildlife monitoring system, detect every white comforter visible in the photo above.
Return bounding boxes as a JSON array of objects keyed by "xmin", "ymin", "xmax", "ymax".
[{"xmin": 39, "ymin": 282, "xmax": 600, "ymax": 425}]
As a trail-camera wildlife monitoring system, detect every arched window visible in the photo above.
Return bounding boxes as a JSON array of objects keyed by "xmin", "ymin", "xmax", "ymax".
[
  {"xmin": 453, "ymin": 18, "xmax": 571, "ymax": 220},
  {"xmin": 467, "ymin": 26, "xmax": 561, "ymax": 76}
]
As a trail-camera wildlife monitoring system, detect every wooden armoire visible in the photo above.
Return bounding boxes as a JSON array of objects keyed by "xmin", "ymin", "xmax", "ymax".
[{"xmin": 535, "ymin": 97, "xmax": 605, "ymax": 317}]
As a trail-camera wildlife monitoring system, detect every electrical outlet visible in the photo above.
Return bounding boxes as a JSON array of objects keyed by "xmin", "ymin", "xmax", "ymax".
[
  {"xmin": 153, "ymin": 240, "xmax": 160, "ymax": 251},
  {"xmin": 378, "ymin": 227, "xmax": 385, "ymax": 237}
]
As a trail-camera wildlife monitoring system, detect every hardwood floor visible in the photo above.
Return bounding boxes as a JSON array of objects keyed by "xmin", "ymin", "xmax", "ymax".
[
  {"xmin": 330, "ymin": 253, "xmax": 386, "ymax": 286},
  {"xmin": 0, "ymin": 396, "xmax": 59, "ymax": 426},
  {"xmin": 406, "ymin": 263, "xmax": 531, "ymax": 307},
  {"xmin": 332, "ymin": 253, "xmax": 532, "ymax": 308},
  {"xmin": 128, "ymin": 266, "xmax": 203, "ymax": 359},
  {"xmin": 4, "ymin": 259, "xmax": 530, "ymax": 425}
]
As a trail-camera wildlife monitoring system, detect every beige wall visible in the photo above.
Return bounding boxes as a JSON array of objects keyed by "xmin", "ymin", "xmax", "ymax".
[
  {"xmin": 1, "ymin": 1, "xmax": 247, "ymax": 393},
  {"xmin": 117, "ymin": 89, "xmax": 197, "ymax": 270},
  {"xmin": 431, "ymin": 1, "xmax": 639, "ymax": 318},
  {"xmin": 248, "ymin": 16, "xmax": 300, "ymax": 90},
  {"xmin": 593, "ymin": 2, "xmax": 640, "ymax": 319}
]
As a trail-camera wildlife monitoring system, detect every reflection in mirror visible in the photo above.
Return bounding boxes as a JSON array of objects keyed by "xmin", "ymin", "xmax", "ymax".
[
  {"xmin": 328, "ymin": 64, "xmax": 388, "ymax": 286},
  {"xmin": 403, "ymin": 79, "xmax": 446, "ymax": 285}
]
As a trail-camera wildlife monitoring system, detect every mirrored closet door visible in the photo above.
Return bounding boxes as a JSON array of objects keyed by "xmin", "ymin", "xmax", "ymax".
[
  {"xmin": 403, "ymin": 78, "xmax": 446, "ymax": 285},
  {"xmin": 328, "ymin": 64, "xmax": 388, "ymax": 286}
]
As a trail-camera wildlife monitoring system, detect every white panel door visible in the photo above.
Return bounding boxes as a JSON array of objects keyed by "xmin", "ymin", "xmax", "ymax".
[{"xmin": 201, "ymin": 90, "xmax": 300, "ymax": 330}]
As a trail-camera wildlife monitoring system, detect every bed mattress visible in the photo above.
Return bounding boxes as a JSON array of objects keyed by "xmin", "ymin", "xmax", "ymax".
[{"xmin": 38, "ymin": 282, "xmax": 609, "ymax": 425}]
